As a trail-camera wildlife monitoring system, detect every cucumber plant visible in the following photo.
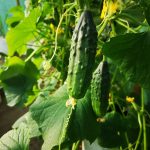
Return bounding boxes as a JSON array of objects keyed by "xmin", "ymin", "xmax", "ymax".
[{"xmin": 0, "ymin": 0, "xmax": 150, "ymax": 150}]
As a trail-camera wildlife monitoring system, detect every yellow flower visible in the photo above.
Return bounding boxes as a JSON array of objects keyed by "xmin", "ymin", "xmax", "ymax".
[
  {"xmin": 96, "ymin": 117, "xmax": 105, "ymax": 123},
  {"xmin": 50, "ymin": 23, "xmax": 64, "ymax": 34},
  {"xmin": 96, "ymin": 49, "xmax": 101, "ymax": 57},
  {"xmin": 57, "ymin": 27, "xmax": 64, "ymax": 34},
  {"xmin": 66, "ymin": 97, "xmax": 77, "ymax": 109},
  {"xmin": 109, "ymin": 1, "xmax": 119, "ymax": 15},
  {"xmin": 100, "ymin": 0, "xmax": 108, "ymax": 19},
  {"xmin": 100, "ymin": 0, "xmax": 123, "ymax": 19},
  {"xmin": 50, "ymin": 23, "xmax": 55, "ymax": 31},
  {"xmin": 126, "ymin": 96, "xmax": 135, "ymax": 103}
]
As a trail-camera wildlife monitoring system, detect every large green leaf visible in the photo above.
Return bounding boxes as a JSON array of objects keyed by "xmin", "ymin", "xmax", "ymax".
[
  {"xmin": 6, "ymin": 6, "xmax": 24, "ymax": 27},
  {"xmin": 0, "ymin": 112, "xmax": 41, "ymax": 150},
  {"xmin": 118, "ymin": 4, "xmax": 145, "ymax": 27},
  {"xmin": 0, "ymin": 124, "xmax": 30, "ymax": 150},
  {"xmin": 0, "ymin": 56, "xmax": 25, "ymax": 80},
  {"xmin": 82, "ymin": 139, "xmax": 119, "ymax": 150},
  {"xmin": 30, "ymin": 84, "xmax": 100, "ymax": 149},
  {"xmin": 0, "ymin": 57, "xmax": 39, "ymax": 106},
  {"xmin": 13, "ymin": 112, "xmax": 41, "ymax": 138},
  {"xmin": 30, "ymin": 84, "xmax": 72, "ymax": 150},
  {"xmin": 68, "ymin": 90, "xmax": 100, "ymax": 143},
  {"xmin": 102, "ymin": 32, "xmax": 150, "ymax": 89},
  {"xmin": 6, "ymin": 7, "xmax": 41, "ymax": 56}
]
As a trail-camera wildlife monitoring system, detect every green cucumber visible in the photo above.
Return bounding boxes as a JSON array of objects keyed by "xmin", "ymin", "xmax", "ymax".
[
  {"xmin": 91, "ymin": 61, "xmax": 110, "ymax": 117},
  {"xmin": 67, "ymin": 10, "xmax": 97, "ymax": 99}
]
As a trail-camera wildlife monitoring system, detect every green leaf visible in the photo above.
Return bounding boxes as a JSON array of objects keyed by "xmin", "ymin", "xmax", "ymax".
[
  {"xmin": 118, "ymin": 4, "xmax": 145, "ymax": 27},
  {"xmin": 30, "ymin": 84, "xmax": 100, "ymax": 149},
  {"xmin": 143, "ymin": 88, "xmax": 150, "ymax": 112},
  {"xmin": 83, "ymin": 139, "xmax": 119, "ymax": 150},
  {"xmin": 30, "ymin": 84, "xmax": 71, "ymax": 150},
  {"xmin": 6, "ymin": 6, "xmax": 24, "ymax": 27},
  {"xmin": 0, "ymin": 124, "xmax": 30, "ymax": 150},
  {"xmin": 13, "ymin": 112, "xmax": 41, "ymax": 138},
  {"xmin": 0, "ymin": 56, "xmax": 25, "ymax": 80},
  {"xmin": 102, "ymin": 32, "xmax": 150, "ymax": 89},
  {"xmin": 68, "ymin": 90, "xmax": 100, "ymax": 143},
  {"xmin": 6, "ymin": 7, "xmax": 41, "ymax": 56},
  {"xmin": 0, "ymin": 57, "xmax": 39, "ymax": 106},
  {"xmin": 138, "ymin": 0, "xmax": 150, "ymax": 25}
]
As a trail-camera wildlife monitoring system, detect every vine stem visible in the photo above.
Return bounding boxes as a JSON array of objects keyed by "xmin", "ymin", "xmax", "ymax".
[
  {"xmin": 72, "ymin": 141, "xmax": 80, "ymax": 150},
  {"xmin": 110, "ymin": 21, "xmax": 116, "ymax": 37},
  {"xmin": 16, "ymin": 0, "xmax": 20, "ymax": 6},
  {"xmin": 141, "ymin": 88, "xmax": 147, "ymax": 150},
  {"xmin": 25, "ymin": 47, "xmax": 41, "ymax": 62},
  {"xmin": 49, "ymin": 3, "xmax": 76, "ymax": 63},
  {"xmin": 76, "ymin": 0, "xmax": 84, "ymax": 12},
  {"xmin": 134, "ymin": 112, "xmax": 142, "ymax": 150},
  {"xmin": 115, "ymin": 19, "xmax": 137, "ymax": 33},
  {"xmin": 116, "ymin": 101, "xmax": 132, "ymax": 150},
  {"xmin": 98, "ymin": 18, "xmax": 109, "ymax": 37}
]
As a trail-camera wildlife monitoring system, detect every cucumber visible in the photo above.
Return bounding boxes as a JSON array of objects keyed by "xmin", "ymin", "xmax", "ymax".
[
  {"xmin": 91, "ymin": 61, "xmax": 110, "ymax": 117},
  {"xmin": 67, "ymin": 10, "xmax": 97, "ymax": 99}
]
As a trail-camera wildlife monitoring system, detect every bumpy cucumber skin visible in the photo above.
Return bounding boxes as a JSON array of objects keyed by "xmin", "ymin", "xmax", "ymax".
[
  {"xmin": 91, "ymin": 61, "xmax": 110, "ymax": 117},
  {"xmin": 67, "ymin": 10, "xmax": 98, "ymax": 99}
]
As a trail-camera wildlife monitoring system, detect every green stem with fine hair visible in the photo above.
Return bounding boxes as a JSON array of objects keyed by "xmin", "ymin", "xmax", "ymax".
[
  {"xmin": 16, "ymin": 0, "xmax": 20, "ymax": 6},
  {"xmin": 72, "ymin": 141, "xmax": 80, "ymax": 150},
  {"xmin": 116, "ymin": 19, "xmax": 137, "ymax": 33},
  {"xmin": 141, "ymin": 88, "xmax": 147, "ymax": 150},
  {"xmin": 76, "ymin": 0, "xmax": 84, "ymax": 11},
  {"xmin": 134, "ymin": 112, "xmax": 142, "ymax": 150},
  {"xmin": 98, "ymin": 18, "xmax": 109, "ymax": 37},
  {"xmin": 49, "ymin": 3, "xmax": 76, "ymax": 63}
]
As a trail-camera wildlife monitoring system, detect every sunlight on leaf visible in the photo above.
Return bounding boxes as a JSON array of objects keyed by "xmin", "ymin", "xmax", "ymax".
[
  {"xmin": 6, "ymin": 7, "xmax": 41, "ymax": 56},
  {"xmin": 30, "ymin": 84, "xmax": 72, "ymax": 150},
  {"xmin": 0, "ymin": 124, "xmax": 30, "ymax": 150}
]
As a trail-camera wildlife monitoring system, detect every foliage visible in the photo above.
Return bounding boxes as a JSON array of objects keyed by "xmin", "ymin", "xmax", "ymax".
[{"xmin": 1, "ymin": 0, "xmax": 150, "ymax": 150}]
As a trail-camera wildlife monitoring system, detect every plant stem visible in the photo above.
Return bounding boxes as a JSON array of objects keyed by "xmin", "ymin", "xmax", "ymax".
[
  {"xmin": 120, "ymin": 13, "xmax": 143, "ymax": 26},
  {"xmin": 111, "ymin": 67, "xmax": 118, "ymax": 84},
  {"xmin": 49, "ymin": 3, "xmax": 76, "ymax": 63},
  {"xmin": 16, "ymin": 0, "xmax": 20, "ymax": 6},
  {"xmin": 141, "ymin": 88, "xmax": 147, "ymax": 150},
  {"xmin": 25, "ymin": 47, "xmax": 41, "ymax": 62},
  {"xmin": 76, "ymin": 0, "xmax": 84, "ymax": 12},
  {"xmin": 116, "ymin": 19, "xmax": 137, "ymax": 33},
  {"xmin": 98, "ymin": 18, "xmax": 109, "ymax": 37},
  {"xmin": 116, "ymin": 101, "xmax": 131, "ymax": 149},
  {"xmin": 134, "ymin": 112, "xmax": 142, "ymax": 150},
  {"xmin": 110, "ymin": 21, "xmax": 116, "ymax": 37},
  {"xmin": 72, "ymin": 141, "xmax": 80, "ymax": 150}
]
